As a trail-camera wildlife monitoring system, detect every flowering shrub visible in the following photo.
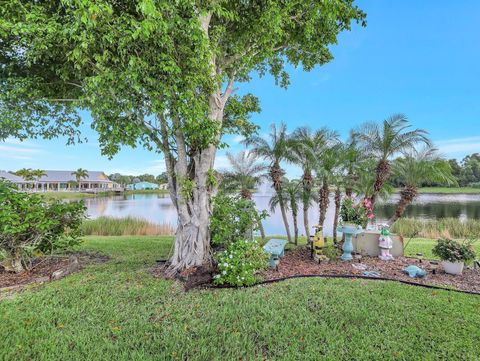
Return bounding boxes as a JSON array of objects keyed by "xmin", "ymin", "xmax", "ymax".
[
  {"xmin": 432, "ymin": 238, "xmax": 476, "ymax": 263},
  {"xmin": 213, "ymin": 239, "xmax": 268, "ymax": 286},
  {"xmin": 340, "ymin": 197, "xmax": 374, "ymax": 226}
]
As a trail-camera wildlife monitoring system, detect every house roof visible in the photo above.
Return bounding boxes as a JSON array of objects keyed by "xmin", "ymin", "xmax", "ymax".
[
  {"xmin": 2, "ymin": 170, "xmax": 115, "ymax": 183},
  {"xmin": 0, "ymin": 170, "xmax": 25, "ymax": 183},
  {"xmin": 36, "ymin": 170, "xmax": 113, "ymax": 183}
]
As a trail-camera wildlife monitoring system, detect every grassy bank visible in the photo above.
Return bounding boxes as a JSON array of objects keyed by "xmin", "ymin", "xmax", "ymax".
[
  {"xmin": 42, "ymin": 189, "xmax": 168, "ymax": 200},
  {"xmin": 392, "ymin": 217, "xmax": 480, "ymax": 239},
  {"xmin": 416, "ymin": 187, "xmax": 480, "ymax": 194},
  {"xmin": 1, "ymin": 236, "xmax": 479, "ymax": 360},
  {"xmin": 81, "ymin": 217, "xmax": 175, "ymax": 236}
]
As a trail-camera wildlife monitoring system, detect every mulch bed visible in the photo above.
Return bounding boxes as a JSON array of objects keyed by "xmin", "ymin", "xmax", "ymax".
[
  {"xmin": 0, "ymin": 252, "xmax": 110, "ymax": 291},
  {"xmin": 151, "ymin": 247, "xmax": 480, "ymax": 294},
  {"xmin": 260, "ymin": 247, "xmax": 480, "ymax": 294}
]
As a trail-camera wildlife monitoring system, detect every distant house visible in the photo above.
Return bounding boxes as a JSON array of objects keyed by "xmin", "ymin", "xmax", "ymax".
[
  {"xmin": 126, "ymin": 181, "xmax": 160, "ymax": 190},
  {"xmin": 1, "ymin": 170, "xmax": 119, "ymax": 192}
]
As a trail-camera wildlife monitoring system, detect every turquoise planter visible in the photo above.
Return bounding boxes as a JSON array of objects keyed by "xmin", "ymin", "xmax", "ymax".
[{"xmin": 337, "ymin": 224, "xmax": 363, "ymax": 261}]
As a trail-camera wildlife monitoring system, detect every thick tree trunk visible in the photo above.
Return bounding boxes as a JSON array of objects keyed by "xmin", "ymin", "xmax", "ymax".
[
  {"xmin": 332, "ymin": 187, "xmax": 341, "ymax": 244},
  {"xmin": 389, "ymin": 185, "xmax": 418, "ymax": 225},
  {"xmin": 318, "ymin": 180, "xmax": 330, "ymax": 227},
  {"xmin": 371, "ymin": 159, "xmax": 390, "ymax": 207}
]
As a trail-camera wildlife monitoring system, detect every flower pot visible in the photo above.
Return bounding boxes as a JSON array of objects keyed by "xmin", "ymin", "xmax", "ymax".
[{"xmin": 441, "ymin": 260, "xmax": 464, "ymax": 275}]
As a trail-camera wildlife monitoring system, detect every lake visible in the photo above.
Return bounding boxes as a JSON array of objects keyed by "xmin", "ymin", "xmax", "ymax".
[{"xmin": 82, "ymin": 193, "xmax": 480, "ymax": 236}]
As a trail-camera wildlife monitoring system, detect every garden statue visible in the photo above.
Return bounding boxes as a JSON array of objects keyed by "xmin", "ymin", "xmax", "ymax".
[
  {"xmin": 403, "ymin": 265, "xmax": 427, "ymax": 278},
  {"xmin": 312, "ymin": 225, "xmax": 326, "ymax": 262},
  {"xmin": 378, "ymin": 224, "xmax": 394, "ymax": 261}
]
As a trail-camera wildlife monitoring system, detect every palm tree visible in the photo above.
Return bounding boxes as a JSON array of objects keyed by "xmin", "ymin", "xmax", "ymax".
[
  {"xmin": 222, "ymin": 151, "xmax": 267, "ymax": 199},
  {"xmin": 223, "ymin": 150, "xmax": 268, "ymax": 239},
  {"xmin": 289, "ymin": 127, "xmax": 336, "ymax": 240},
  {"xmin": 71, "ymin": 168, "xmax": 89, "ymax": 191},
  {"xmin": 315, "ymin": 142, "xmax": 342, "ymax": 229},
  {"xmin": 389, "ymin": 147, "xmax": 456, "ymax": 225},
  {"xmin": 15, "ymin": 168, "xmax": 35, "ymax": 190},
  {"xmin": 353, "ymin": 114, "xmax": 431, "ymax": 208},
  {"xmin": 245, "ymin": 123, "xmax": 293, "ymax": 243},
  {"xmin": 269, "ymin": 179, "xmax": 302, "ymax": 245},
  {"xmin": 31, "ymin": 169, "xmax": 46, "ymax": 191}
]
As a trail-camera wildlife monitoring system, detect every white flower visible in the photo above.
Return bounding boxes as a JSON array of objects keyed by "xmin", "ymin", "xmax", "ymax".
[
  {"xmin": 222, "ymin": 270, "xmax": 227, "ymax": 275},
  {"xmin": 229, "ymin": 254, "xmax": 233, "ymax": 259},
  {"xmin": 223, "ymin": 262, "xmax": 229, "ymax": 267}
]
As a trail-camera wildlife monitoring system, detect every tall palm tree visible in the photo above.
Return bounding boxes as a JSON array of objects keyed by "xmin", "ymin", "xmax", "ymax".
[
  {"xmin": 222, "ymin": 151, "xmax": 267, "ymax": 199},
  {"xmin": 223, "ymin": 150, "xmax": 268, "ymax": 239},
  {"xmin": 289, "ymin": 127, "xmax": 336, "ymax": 240},
  {"xmin": 245, "ymin": 123, "xmax": 293, "ymax": 243},
  {"xmin": 315, "ymin": 142, "xmax": 342, "ymax": 229},
  {"xmin": 389, "ymin": 147, "xmax": 456, "ymax": 225},
  {"xmin": 269, "ymin": 179, "xmax": 302, "ymax": 245},
  {"xmin": 71, "ymin": 168, "xmax": 89, "ymax": 191},
  {"xmin": 353, "ymin": 114, "xmax": 431, "ymax": 208}
]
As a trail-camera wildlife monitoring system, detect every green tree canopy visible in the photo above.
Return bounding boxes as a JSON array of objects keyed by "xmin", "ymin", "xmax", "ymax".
[{"xmin": 1, "ymin": 0, "xmax": 366, "ymax": 272}]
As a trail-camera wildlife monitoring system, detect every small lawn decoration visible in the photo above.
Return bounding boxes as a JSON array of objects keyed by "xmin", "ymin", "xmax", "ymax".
[
  {"xmin": 378, "ymin": 224, "xmax": 394, "ymax": 261},
  {"xmin": 312, "ymin": 224, "xmax": 328, "ymax": 262},
  {"xmin": 403, "ymin": 265, "xmax": 427, "ymax": 278}
]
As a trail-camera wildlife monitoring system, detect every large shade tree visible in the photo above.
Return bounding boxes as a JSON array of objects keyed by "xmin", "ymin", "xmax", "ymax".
[
  {"xmin": 0, "ymin": 0, "xmax": 366, "ymax": 273},
  {"xmin": 354, "ymin": 115, "xmax": 430, "ymax": 209}
]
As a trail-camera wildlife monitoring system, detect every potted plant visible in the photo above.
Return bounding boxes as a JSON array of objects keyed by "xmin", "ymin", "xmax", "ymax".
[
  {"xmin": 432, "ymin": 239, "xmax": 476, "ymax": 275},
  {"xmin": 338, "ymin": 198, "xmax": 372, "ymax": 261}
]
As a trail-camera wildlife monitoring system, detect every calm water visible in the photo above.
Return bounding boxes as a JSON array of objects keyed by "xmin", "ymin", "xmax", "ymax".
[{"xmin": 83, "ymin": 193, "xmax": 480, "ymax": 236}]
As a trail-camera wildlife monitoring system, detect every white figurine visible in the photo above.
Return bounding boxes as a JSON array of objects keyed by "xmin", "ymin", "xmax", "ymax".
[{"xmin": 378, "ymin": 224, "xmax": 394, "ymax": 261}]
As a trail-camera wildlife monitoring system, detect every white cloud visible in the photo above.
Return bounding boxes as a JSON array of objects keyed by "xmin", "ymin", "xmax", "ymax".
[
  {"xmin": 435, "ymin": 136, "xmax": 480, "ymax": 158},
  {"xmin": 0, "ymin": 140, "xmax": 44, "ymax": 161},
  {"xmin": 232, "ymin": 135, "xmax": 245, "ymax": 143}
]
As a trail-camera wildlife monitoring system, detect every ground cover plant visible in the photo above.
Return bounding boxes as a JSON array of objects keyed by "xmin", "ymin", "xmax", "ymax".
[{"xmin": 1, "ymin": 236, "xmax": 480, "ymax": 361}]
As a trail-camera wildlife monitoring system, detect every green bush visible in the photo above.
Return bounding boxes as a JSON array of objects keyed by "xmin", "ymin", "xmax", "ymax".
[
  {"xmin": 432, "ymin": 238, "xmax": 476, "ymax": 263},
  {"xmin": 210, "ymin": 193, "xmax": 267, "ymax": 246},
  {"xmin": 0, "ymin": 181, "xmax": 86, "ymax": 272},
  {"xmin": 213, "ymin": 239, "xmax": 268, "ymax": 286}
]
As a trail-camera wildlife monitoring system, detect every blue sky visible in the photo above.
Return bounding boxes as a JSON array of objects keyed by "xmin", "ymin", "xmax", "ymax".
[{"xmin": 1, "ymin": 0, "xmax": 480, "ymax": 177}]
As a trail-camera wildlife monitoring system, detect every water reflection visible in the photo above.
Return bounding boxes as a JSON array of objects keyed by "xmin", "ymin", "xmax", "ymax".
[{"xmin": 81, "ymin": 193, "xmax": 480, "ymax": 236}]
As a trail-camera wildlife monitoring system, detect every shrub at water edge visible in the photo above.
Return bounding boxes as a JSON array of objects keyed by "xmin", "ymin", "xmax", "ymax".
[{"xmin": 0, "ymin": 181, "xmax": 86, "ymax": 273}]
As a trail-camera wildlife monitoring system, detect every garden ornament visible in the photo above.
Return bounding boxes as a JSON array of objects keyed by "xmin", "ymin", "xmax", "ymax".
[
  {"xmin": 378, "ymin": 224, "xmax": 394, "ymax": 261},
  {"xmin": 403, "ymin": 265, "xmax": 427, "ymax": 278},
  {"xmin": 337, "ymin": 224, "xmax": 363, "ymax": 261},
  {"xmin": 312, "ymin": 225, "xmax": 325, "ymax": 262}
]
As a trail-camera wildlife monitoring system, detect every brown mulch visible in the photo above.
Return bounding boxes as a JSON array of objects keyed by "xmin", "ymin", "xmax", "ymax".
[
  {"xmin": 260, "ymin": 246, "xmax": 480, "ymax": 294},
  {"xmin": 0, "ymin": 252, "xmax": 110, "ymax": 290},
  {"xmin": 150, "ymin": 262, "xmax": 215, "ymax": 290}
]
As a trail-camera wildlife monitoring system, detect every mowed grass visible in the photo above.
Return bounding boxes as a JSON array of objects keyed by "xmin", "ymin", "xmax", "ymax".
[{"xmin": 1, "ymin": 236, "xmax": 480, "ymax": 361}]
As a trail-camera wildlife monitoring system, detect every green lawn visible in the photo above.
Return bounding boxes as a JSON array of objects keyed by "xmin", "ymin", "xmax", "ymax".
[{"xmin": 1, "ymin": 236, "xmax": 479, "ymax": 360}]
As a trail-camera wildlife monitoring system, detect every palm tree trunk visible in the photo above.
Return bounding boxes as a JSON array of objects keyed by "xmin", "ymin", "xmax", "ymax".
[
  {"xmin": 318, "ymin": 180, "xmax": 330, "ymax": 227},
  {"xmin": 303, "ymin": 201, "xmax": 310, "ymax": 242},
  {"xmin": 371, "ymin": 159, "xmax": 390, "ymax": 207},
  {"xmin": 292, "ymin": 207, "xmax": 298, "ymax": 245},
  {"xmin": 278, "ymin": 193, "xmax": 292, "ymax": 243},
  {"xmin": 257, "ymin": 214, "xmax": 266, "ymax": 240},
  {"xmin": 389, "ymin": 185, "xmax": 418, "ymax": 225},
  {"xmin": 333, "ymin": 187, "xmax": 341, "ymax": 244}
]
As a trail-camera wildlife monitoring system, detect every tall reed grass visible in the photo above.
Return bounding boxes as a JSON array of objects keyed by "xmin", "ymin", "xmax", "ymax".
[
  {"xmin": 392, "ymin": 218, "xmax": 480, "ymax": 239},
  {"xmin": 81, "ymin": 217, "xmax": 175, "ymax": 236}
]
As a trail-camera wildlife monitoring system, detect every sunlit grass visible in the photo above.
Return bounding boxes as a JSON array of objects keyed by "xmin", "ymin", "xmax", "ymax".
[{"xmin": 1, "ymin": 235, "xmax": 479, "ymax": 360}]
